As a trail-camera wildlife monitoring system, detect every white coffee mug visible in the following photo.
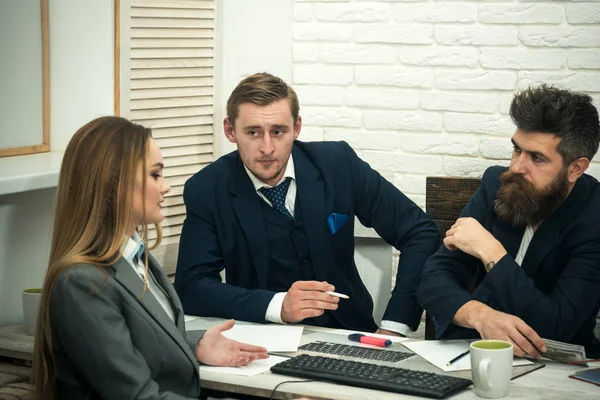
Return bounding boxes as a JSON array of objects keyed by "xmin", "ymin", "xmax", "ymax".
[
  {"xmin": 470, "ymin": 340, "xmax": 513, "ymax": 398},
  {"xmin": 22, "ymin": 288, "xmax": 42, "ymax": 336}
]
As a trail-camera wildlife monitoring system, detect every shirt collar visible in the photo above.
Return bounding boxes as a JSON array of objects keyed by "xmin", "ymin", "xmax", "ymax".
[
  {"xmin": 243, "ymin": 153, "xmax": 295, "ymax": 192},
  {"xmin": 121, "ymin": 231, "xmax": 145, "ymax": 264}
]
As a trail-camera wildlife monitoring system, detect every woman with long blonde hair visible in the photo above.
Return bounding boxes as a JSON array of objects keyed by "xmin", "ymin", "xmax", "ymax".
[{"xmin": 32, "ymin": 116, "xmax": 268, "ymax": 400}]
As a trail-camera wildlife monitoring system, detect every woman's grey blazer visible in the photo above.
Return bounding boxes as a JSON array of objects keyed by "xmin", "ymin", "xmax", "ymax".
[{"xmin": 49, "ymin": 255, "xmax": 203, "ymax": 399}]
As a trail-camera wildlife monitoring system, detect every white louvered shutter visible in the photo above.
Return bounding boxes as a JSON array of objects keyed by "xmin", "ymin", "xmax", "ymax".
[{"xmin": 125, "ymin": 0, "xmax": 215, "ymax": 260}]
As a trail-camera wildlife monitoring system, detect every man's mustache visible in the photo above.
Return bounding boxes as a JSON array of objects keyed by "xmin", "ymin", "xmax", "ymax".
[{"xmin": 500, "ymin": 171, "xmax": 530, "ymax": 187}]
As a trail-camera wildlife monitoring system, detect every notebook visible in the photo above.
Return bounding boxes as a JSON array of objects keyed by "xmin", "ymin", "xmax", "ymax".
[{"xmin": 569, "ymin": 367, "xmax": 600, "ymax": 386}]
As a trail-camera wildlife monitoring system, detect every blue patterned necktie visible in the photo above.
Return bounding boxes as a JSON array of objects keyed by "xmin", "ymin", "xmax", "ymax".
[
  {"xmin": 259, "ymin": 177, "xmax": 293, "ymax": 220},
  {"xmin": 133, "ymin": 242, "xmax": 145, "ymax": 265}
]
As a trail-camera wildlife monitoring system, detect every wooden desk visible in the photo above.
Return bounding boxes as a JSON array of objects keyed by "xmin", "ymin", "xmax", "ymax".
[
  {"xmin": 199, "ymin": 365, "xmax": 598, "ymax": 400},
  {"xmin": 0, "ymin": 325, "xmax": 34, "ymax": 399},
  {"xmin": 187, "ymin": 318, "xmax": 599, "ymax": 400},
  {"xmin": 0, "ymin": 325, "xmax": 33, "ymax": 363},
  {"xmin": 1, "ymin": 322, "xmax": 598, "ymax": 400}
]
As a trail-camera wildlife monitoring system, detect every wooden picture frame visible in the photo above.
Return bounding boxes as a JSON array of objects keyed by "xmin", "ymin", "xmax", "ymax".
[{"xmin": 0, "ymin": 0, "xmax": 50, "ymax": 157}]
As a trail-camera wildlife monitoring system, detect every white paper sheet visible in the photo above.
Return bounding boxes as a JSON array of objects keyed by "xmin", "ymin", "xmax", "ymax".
[
  {"xmin": 199, "ymin": 355, "xmax": 288, "ymax": 377},
  {"xmin": 220, "ymin": 325, "xmax": 304, "ymax": 352},
  {"xmin": 403, "ymin": 340, "xmax": 533, "ymax": 372},
  {"xmin": 307, "ymin": 326, "xmax": 409, "ymax": 343}
]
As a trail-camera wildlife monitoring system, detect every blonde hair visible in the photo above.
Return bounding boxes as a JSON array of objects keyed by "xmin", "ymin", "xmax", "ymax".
[
  {"xmin": 226, "ymin": 72, "xmax": 300, "ymax": 127},
  {"xmin": 32, "ymin": 116, "xmax": 162, "ymax": 400}
]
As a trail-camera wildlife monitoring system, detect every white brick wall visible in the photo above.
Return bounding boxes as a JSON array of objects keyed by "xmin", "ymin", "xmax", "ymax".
[{"xmin": 293, "ymin": 0, "xmax": 600, "ymax": 208}]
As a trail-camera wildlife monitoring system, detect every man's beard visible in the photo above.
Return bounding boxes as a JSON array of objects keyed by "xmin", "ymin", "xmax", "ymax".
[
  {"xmin": 252, "ymin": 163, "xmax": 286, "ymax": 186},
  {"xmin": 493, "ymin": 168, "xmax": 570, "ymax": 228}
]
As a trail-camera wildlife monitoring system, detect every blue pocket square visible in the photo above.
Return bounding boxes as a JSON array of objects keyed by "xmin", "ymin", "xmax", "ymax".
[{"xmin": 327, "ymin": 213, "xmax": 349, "ymax": 235}]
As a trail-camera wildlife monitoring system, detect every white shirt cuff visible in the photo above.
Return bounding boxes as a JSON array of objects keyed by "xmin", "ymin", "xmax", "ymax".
[
  {"xmin": 265, "ymin": 292, "xmax": 287, "ymax": 324},
  {"xmin": 380, "ymin": 320, "xmax": 413, "ymax": 338}
]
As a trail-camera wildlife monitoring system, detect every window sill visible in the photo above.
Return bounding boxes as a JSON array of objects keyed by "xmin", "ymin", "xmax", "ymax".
[
  {"xmin": 0, "ymin": 154, "xmax": 386, "ymax": 241},
  {"xmin": 0, "ymin": 151, "xmax": 64, "ymax": 196}
]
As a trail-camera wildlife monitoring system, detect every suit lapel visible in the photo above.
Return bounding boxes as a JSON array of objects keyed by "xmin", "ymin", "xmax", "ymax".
[
  {"xmin": 147, "ymin": 254, "xmax": 185, "ymax": 330},
  {"xmin": 229, "ymin": 157, "xmax": 270, "ymax": 288},
  {"xmin": 112, "ymin": 257, "xmax": 197, "ymax": 369},
  {"xmin": 491, "ymin": 218, "xmax": 523, "ymax": 260},
  {"xmin": 520, "ymin": 222, "xmax": 559, "ymax": 278},
  {"xmin": 293, "ymin": 147, "xmax": 328, "ymax": 282},
  {"xmin": 521, "ymin": 176, "xmax": 591, "ymax": 277}
]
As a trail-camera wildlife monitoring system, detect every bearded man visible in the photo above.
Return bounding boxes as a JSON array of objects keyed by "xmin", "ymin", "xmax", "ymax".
[{"xmin": 417, "ymin": 84, "xmax": 600, "ymax": 359}]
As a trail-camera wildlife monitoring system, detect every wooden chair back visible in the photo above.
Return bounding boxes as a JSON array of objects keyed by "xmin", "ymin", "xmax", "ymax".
[{"xmin": 423, "ymin": 176, "xmax": 481, "ymax": 339}]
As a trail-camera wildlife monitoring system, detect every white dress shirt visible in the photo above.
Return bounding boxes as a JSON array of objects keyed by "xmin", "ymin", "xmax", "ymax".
[
  {"xmin": 243, "ymin": 156, "xmax": 412, "ymax": 336},
  {"xmin": 515, "ymin": 225, "xmax": 534, "ymax": 266},
  {"xmin": 122, "ymin": 232, "xmax": 175, "ymax": 322}
]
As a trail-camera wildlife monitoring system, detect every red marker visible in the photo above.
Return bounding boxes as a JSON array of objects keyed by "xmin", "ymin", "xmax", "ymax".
[{"xmin": 348, "ymin": 333, "xmax": 392, "ymax": 347}]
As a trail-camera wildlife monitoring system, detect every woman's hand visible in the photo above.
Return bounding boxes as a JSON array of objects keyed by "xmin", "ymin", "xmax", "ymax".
[{"xmin": 195, "ymin": 319, "xmax": 269, "ymax": 366}]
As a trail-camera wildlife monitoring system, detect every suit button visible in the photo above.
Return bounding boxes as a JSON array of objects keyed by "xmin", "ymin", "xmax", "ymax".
[{"xmin": 301, "ymin": 258, "xmax": 308, "ymax": 264}]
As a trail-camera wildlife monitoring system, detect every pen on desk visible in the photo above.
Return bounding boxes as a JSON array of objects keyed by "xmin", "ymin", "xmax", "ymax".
[
  {"xmin": 348, "ymin": 333, "xmax": 392, "ymax": 347},
  {"xmin": 446, "ymin": 350, "xmax": 470, "ymax": 366},
  {"xmin": 325, "ymin": 291, "xmax": 349, "ymax": 299}
]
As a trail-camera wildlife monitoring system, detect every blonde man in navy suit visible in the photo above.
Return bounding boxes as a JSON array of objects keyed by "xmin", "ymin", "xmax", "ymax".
[
  {"xmin": 32, "ymin": 116, "xmax": 268, "ymax": 400},
  {"xmin": 175, "ymin": 73, "xmax": 440, "ymax": 337}
]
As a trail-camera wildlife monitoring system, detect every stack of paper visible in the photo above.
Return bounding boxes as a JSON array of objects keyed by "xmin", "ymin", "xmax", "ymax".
[
  {"xmin": 200, "ymin": 355, "xmax": 288, "ymax": 377},
  {"xmin": 220, "ymin": 325, "xmax": 304, "ymax": 352},
  {"xmin": 196, "ymin": 325, "xmax": 304, "ymax": 377},
  {"xmin": 403, "ymin": 340, "xmax": 533, "ymax": 372},
  {"xmin": 542, "ymin": 338, "xmax": 588, "ymax": 364}
]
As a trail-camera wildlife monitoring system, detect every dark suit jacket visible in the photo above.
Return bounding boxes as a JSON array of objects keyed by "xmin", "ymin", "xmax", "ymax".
[
  {"xmin": 175, "ymin": 140, "xmax": 439, "ymax": 332},
  {"xmin": 50, "ymin": 255, "xmax": 203, "ymax": 399},
  {"xmin": 417, "ymin": 166, "xmax": 600, "ymax": 357}
]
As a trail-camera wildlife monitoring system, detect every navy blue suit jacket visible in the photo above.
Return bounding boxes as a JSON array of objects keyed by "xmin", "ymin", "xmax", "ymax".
[
  {"xmin": 175, "ymin": 140, "xmax": 439, "ymax": 332},
  {"xmin": 417, "ymin": 166, "xmax": 600, "ymax": 357}
]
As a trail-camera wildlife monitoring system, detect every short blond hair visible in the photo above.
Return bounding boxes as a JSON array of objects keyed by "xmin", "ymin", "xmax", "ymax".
[{"xmin": 226, "ymin": 72, "xmax": 300, "ymax": 126}]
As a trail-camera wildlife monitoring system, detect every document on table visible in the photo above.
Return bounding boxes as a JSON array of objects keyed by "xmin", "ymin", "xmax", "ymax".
[
  {"xmin": 403, "ymin": 340, "xmax": 534, "ymax": 372},
  {"xmin": 199, "ymin": 355, "xmax": 288, "ymax": 377},
  {"xmin": 221, "ymin": 325, "xmax": 304, "ymax": 352}
]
